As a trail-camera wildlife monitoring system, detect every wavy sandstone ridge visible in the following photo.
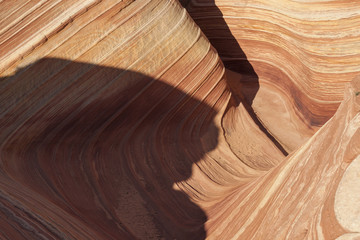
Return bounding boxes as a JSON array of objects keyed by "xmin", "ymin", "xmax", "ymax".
[
  {"xmin": 0, "ymin": 0, "xmax": 359, "ymax": 239},
  {"xmin": 182, "ymin": 0, "xmax": 360, "ymax": 152}
]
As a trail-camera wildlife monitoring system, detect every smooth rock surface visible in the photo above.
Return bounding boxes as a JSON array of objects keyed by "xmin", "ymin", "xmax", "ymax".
[{"xmin": 0, "ymin": 0, "xmax": 359, "ymax": 239}]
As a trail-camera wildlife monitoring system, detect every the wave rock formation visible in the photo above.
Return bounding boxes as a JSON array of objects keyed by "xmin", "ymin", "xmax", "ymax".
[{"xmin": 0, "ymin": 0, "xmax": 359, "ymax": 239}]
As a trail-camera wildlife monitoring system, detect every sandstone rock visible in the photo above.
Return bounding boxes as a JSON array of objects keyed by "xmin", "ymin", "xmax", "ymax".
[{"xmin": 0, "ymin": 0, "xmax": 359, "ymax": 239}]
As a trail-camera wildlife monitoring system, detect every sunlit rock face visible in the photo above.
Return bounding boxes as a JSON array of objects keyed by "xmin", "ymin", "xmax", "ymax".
[
  {"xmin": 0, "ymin": 0, "xmax": 359, "ymax": 239},
  {"xmin": 182, "ymin": 0, "xmax": 360, "ymax": 153}
]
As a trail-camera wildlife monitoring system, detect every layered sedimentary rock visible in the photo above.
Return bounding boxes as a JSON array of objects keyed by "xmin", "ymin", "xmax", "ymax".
[
  {"xmin": 0, "ymin": 0, "xmax": 359, "ymax": 239},
  {"xmin": 205, "ymin": 78, "xmax": 360, "ymax": 239},
  {"xmin": 182, "ymin": 0, "xmax": 360, "ymax": 152}
]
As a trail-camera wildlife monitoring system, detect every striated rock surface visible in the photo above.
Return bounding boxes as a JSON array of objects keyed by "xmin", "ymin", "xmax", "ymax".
[
  {"xmin": 182, "ymin": 0, "xmax": 360, "ymax": 152},
  {"xmin": 205, "ymin": 78, "xmax": 360, "ymax": 239},
  {"xmin": 0, "ymin": 0, "xmax": 359, "ymax": 239}
]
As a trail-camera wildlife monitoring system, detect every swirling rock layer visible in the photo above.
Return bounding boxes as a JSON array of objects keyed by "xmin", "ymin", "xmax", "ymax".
[
  {"xmin": 182, "ymin": 0, "xmax": 360, "ymax": 152},
  {"xmin": 0, "ymin": 0, "xmax": 359, "ymax": 239}
]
